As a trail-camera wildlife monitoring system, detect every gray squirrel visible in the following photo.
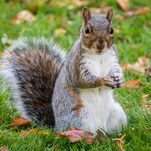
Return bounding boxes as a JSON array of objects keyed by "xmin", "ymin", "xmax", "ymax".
[{"xmin": 0, "ymin": 7, "xmax": 127, "ymax": 134}]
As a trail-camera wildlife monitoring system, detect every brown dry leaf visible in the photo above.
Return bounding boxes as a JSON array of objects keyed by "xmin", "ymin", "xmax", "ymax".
[
  {"xmin": 125, "ymin": 79, "xmax": 140, "ymax": 89},
  {"xmin": 56, "ymin": 127, "xmax": 95, "ymax": 144},
  {"xmin": 127, "ymin": 62, "xmax": 145, "ymax": 74},
  {"xmin": 117, "ymin": 0, "xmax": 130, "ymax": 11},
  {"xmin": 20, "ymin": 128, "xmax": 38, "ymax": 138},
  {"xmin": 120, "ymin": 62, "xmax": 128, "ymax": 71},
  {"xmin": 0, "ymin": 146, "xmax": 9, "ymax": 151},
  {"xmin": 138, "ymin": 56, "xmax": 149, "ymax": 66},
  {"xmin": 90, "ymin": 8, "xmax": 102, "ymax": 14},
  {"xmin": 72, "ymin": 0, "xmax": 88, "ymax": 7},
  {"xmin": 100, "ymin": 3, "xmax": 110, "ymax": 10},
  {"xmin": 54, "ymin": 28, "xmax": 66, "ymax": 37},
  {"xmin": 11, "ymin": 17, "xmax": 21, "ymax": 24},
  {"xmin": 11, "ymin": 117, "xmax": 30, "ymax": 128},
  {"xmin": 11, "ymin": 10, "xmax": 35, "ymax": 24},
  {"xmin": 67, "ymin": 0, "xmax": 88, "ymax": 10},
  {"xmin": 120, "ymin": 56, "xmax": 149, "ymax": 74},
  {"xmin": 117, "ymin": 134, "xmax": 126, "ymax": 151},
  {"xmin": 126, "ymin": 7, "xmax": 150, "ymax": 17}
]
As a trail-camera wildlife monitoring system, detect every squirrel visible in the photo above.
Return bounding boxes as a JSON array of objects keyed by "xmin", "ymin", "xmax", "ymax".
[{"xmin": 0, "ymin": 7, "xmax": 127, "ymax": 134}]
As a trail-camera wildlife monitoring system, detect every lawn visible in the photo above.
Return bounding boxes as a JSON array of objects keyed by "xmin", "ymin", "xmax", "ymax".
[{"xmin": 0, "ymin": 0, "xmax": 151, "ymax": 150}]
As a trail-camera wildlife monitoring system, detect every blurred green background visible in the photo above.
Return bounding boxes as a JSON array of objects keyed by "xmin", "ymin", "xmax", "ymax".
[{"xmin": 0, "ymin": 0, "xmax": 151, "ymax": 63}]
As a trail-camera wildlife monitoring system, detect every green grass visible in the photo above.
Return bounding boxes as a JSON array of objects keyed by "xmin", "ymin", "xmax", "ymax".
[{"xmin": 0, "ymin": 0, "xmax": 151, "ymax": 150}]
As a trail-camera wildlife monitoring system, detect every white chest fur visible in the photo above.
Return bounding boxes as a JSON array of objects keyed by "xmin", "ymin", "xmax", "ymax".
[{"xmin": 79, "ymin": 47, "xmax": 123, "ymax": 133}]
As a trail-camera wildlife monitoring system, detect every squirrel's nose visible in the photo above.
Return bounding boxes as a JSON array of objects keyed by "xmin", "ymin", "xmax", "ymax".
[
  {"xmin": 99, "ymin": 38, "xmax": 104, "ymax": 44},
  {"xmin": 97, "ymin": 43, "xmax": 105, "ymax": 50},
  {"xmin": 97, "ymin": 38, "xmax": 105, "ymax": 50}
]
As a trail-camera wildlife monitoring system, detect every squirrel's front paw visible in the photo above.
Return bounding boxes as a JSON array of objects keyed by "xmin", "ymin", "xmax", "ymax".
[
  {"xmin": 112, "ymin": 76, "xmax": 125, "ymax": 88},
  {"xmin": 102, "ymin": 76, "xmax": 116, "ymax": 88}
]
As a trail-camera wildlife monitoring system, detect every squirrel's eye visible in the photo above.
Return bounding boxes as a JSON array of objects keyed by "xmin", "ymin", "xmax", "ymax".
[
  {"xmin": 85, "ymin": 27, "xmax": 90, "ymax": 34},
  {"xmin": 110, "ymin": 28, "xmax": 113, "ymax": 34}
]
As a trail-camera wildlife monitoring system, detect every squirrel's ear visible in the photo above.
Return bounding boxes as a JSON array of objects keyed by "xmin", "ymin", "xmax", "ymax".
[
  {"xmin": 106, "ymin": 8, "xmax": 113, "ymax": 23},
  {"xmin": 83, "ymin": 7, "xmax": 91, "ymax": 25}
]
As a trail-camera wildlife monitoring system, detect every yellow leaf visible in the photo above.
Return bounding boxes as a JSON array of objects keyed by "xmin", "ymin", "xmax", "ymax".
[
  {"xmin": 20, "ymin": 128, "xmax": 39, "ymax": 138},
  {"xmin": 126, "ymin": 7, "xmax": 150, "ymax": 17},
  {"xmin": 11, "ymin": 10, "xmax": 35, "ymax": 24},
  {"xmin": 138, "ymin": 56, "xmax": 149, "ymax": 66},
  {"xmin": 54, "ymin": 28, "xmax": 66, "ymax": 37},
  {"xmin": 117, "ymin": 0, "xmax": 130, "ymax": 12},
  {"xmin": 127, "ymin": 62, "xmax": 145, "ymax": 74}
]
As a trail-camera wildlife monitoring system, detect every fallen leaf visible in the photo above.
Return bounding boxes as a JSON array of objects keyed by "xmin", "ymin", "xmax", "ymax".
[
  {"xmin": 117, "ymin": 0, "xmax": 130, "ymax": 11},
  {"xmin": 138, "ymin": 56, "xmax": 149, "ymax": 66},
  {"xmin": 72, "ymin": 0, "xmax": 88, "ymax": 7},
  {"xmin": 120, "ymin": 62, "xmax": 128, "ymax": 71},
  {"xmin": 90, "ymin": 8, "xmax": 102, "ymax": 14},
  {"xmin": 11, "ymin": 117, "xmax": 30, "ymax": 128},
  {"xmin": 56, "ymin": 127, "xmax": 95, "ymax": 144},
  {"xmin": 126, "ymin": 7, "xmax": 150, "ymax": 17},
  {"xmin": 11, "ymin": 10, "xmax": 35, "ymax": 24},
  {"xmin": 54, "ymin": 28, "xmax": 66, "ymax": 37},
  {"xmin": 125, "ymin": 79, "xmax": 140, "ymax": 89},
  {"xmin": 100, "ymin": 3, "xmax": 110, "ymax": 10},
  {"xmin": 120, "ymin": 56, "xmax": 149, "ymax": 74},
  {"xmin": 115, "ymin": 14, "xmax": 125, "ymax": 21},
  {"xmin": 125, "ymin": 108, "xmax": 130, "ymax": 111},
  {"xmin": 127, "ymin": 62, "xmax": 145, "ymax": 74},
  {"xmin": 20, "ymin": 128, "xmax": 38, "ymax": 138},
  {"xmin": 11, "ymin": 17, "xmax": 21, "ymax": 24},
  {"xmin": 43, "ymin": 131, "xmax": 49, "ymax": 135},
  {"xmin": 117, "ymin": 134, "xmax": 126, "ymax": 151},
  {"xmin": 0, "ymin": 146, "xmax": 9, "ymax": 151},
  {"xmin": 67, "ymin": 0, "xmax": 88, "ymax": 10}
]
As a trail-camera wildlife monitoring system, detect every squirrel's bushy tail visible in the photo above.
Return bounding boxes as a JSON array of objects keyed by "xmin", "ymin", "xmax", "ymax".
[{"xmin": 0, "ymin": 37, "xmax": 66, "ymax": 126}]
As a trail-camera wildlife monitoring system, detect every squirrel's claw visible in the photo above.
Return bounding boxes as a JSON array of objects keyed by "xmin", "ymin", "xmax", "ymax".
[
  {"xmin": 113, "ymin": 76, "xmax": 125, "ymax": 88},
  {"xmin": 103, "ymin": 76, "xmax": 116, "ymax": 88}
]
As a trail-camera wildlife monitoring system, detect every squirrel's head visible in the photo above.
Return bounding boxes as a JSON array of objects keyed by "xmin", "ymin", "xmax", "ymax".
[{"xmin": 81, "ymin": 7, "xmax": 114, "ymax": 54}]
